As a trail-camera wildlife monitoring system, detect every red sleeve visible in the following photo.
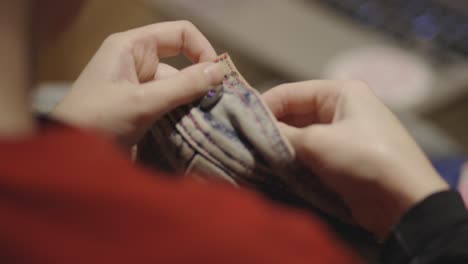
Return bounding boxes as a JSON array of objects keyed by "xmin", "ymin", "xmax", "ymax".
[{"xmin": 0, "ymin": 125, "xmax": 359, "ymax": 263}]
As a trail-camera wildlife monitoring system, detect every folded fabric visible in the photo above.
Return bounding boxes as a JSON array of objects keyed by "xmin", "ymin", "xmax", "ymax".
[{"xmin": 139, "ymin": 53, "xmax": 351, "ymax": 221}]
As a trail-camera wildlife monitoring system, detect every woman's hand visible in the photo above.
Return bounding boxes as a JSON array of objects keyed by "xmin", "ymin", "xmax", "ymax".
[
  {"xmin": 52, "ymin": 21, "xmax": 224, "ymax": 148},
  {"xmin": 263, "ymin": 80, "xmax": 449, "ymax": 239}
]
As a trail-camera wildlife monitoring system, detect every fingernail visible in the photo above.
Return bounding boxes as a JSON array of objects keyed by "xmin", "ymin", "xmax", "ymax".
[{"xmin": 203, "ymin": 63, "xmax": 224, "ymax": 86}]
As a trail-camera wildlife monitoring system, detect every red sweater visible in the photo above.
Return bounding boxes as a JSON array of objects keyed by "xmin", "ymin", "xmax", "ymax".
[{"xmin": 0, "ymin": 121, "xmax": 359, "ymax": 263}]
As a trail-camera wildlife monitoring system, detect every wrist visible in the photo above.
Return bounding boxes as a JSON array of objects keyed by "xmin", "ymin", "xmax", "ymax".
[{"xmin": 373, "ymin": 167, "xmax": 450, "ymax": 239}]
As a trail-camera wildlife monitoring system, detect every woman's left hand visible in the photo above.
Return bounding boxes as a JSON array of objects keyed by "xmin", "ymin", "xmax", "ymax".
[{"xmin": 52, "ymin": 21, "xmax": 224, "ymax": 148}]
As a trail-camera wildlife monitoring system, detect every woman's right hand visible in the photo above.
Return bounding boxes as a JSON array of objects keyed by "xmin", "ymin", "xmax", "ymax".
[
  {"xmin": 262, "ymin": 80, "xmax": 449, "ymax": 239},
  {"xmin": 52, "ymin": 21, "xmax": 223, "ymax": 149}
]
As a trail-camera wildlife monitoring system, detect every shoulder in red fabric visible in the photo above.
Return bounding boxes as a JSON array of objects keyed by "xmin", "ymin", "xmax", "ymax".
[{"xmin": 0, "ymin": 122, "xmax": 360, "ymax": 263}]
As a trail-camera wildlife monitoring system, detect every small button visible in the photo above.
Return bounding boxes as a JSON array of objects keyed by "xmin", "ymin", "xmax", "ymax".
[{"xmin": 200, "ymin": 85, "xmax": 224, "ymax": 111}]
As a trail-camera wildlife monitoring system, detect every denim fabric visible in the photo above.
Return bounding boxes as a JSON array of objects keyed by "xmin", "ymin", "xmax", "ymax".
[{"xmin": 139, "ymin": 54, "xmax": 351, "ymax": 221}]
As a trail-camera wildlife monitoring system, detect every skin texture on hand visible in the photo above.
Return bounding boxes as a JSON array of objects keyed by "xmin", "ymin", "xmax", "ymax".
[
  {"xmin": 263, "ymin": 80, "xmax": 449, "ymax": 239},
  {"xmin": 51, "ymin": 21, "xmax": 224, "ymax": 148}
]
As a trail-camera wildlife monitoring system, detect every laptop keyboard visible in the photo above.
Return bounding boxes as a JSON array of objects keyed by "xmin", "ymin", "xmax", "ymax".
[{"xmin": 314, "ymin": 0, "xmax": 468, "ymax": 58}]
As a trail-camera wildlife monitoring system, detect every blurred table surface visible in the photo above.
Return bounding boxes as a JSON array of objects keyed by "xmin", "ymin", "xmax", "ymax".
[{"xmin": 38, "ymin": 0, "xmax": 157, "ymax": 81}]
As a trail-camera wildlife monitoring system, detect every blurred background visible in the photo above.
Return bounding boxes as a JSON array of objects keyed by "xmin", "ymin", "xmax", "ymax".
[{"xmin": 36, "ymin": 0, "xmax": 467, "ymax": 185}]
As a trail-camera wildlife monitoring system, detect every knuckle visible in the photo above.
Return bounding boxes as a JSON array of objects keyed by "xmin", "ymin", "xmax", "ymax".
[
  {"xmin": 103, "ymin": 33, "xmax": 123, "ymax": 45},
  {"xmin": 273, "ymin": 83, "xmax": 290, "ymax": 91},
  {"xmin": 341, "ymin": 80, "xmax": 374, "ymax": 97},
  {"xmin": 102, "ymin": 32, "xmax": 133, "ymax": 53},
  {"xmin": 270, "ymin": 82, "xmax": 294, "ymax": 96},
  {"xmin": 345, "ymin": 80, "xmax": 370, "ymax": 91},
  {"xmin": 178, "ymin": 20, "xmax": 196, "ymax": 30}
]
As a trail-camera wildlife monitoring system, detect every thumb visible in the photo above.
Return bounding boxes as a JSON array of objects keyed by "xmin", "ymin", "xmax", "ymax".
[
  {"xmin": 278, "ymin": 122, "xmax": 303, "ymax": 148},
  {"xmin": 279, "ymin": 122, "xmax": 333, "ymax": 159},
  {"xmin": 142, "ymin": 62, "xmax": 224, "ymax": 112},
  {"xmin": 154, "ymin": 63, "xmax": 179, "ymax": 80}
]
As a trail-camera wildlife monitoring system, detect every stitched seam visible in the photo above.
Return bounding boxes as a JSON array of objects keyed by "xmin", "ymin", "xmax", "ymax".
[
  {"xmin": 183, "ymin": 116, "xmax": 252, "ymax": 185},
  {"xmin": 170, "ymin": 109, "xmax": 230, "ymax": 172},
  {"xmin": 165, "ymin": 112, "xmax": 243, "ymax": 182},
  {"xmin": 186, "ymin": 113, "xmax": 253, "ymax": 172},
  {"xmin": 216, "ymin": 54, "xmax": 291, "ymax": 161},
  {"xmin": 223, "ymin": 78, "xmax": 280, "ymax": 155},
  {"xmin": 159, "ymin": 105, "xmax": 305, "ymax": 202},
  {"xmin": 221, "ymin": 59, "xmax": 291, "ymax": 161},
  {"xmin": 164, "ymin": 115, "xmax": 239, "ymax": 181},
  {"xmin": 167, "ymin": 110, "xmax": 254, "ymax": 180},
  {"xmin": 201, "ymin": 112, "xmax": 244, "ymax": 146}
]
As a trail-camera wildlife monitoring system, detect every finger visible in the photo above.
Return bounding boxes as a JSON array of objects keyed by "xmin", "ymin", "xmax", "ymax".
[
  {"xmin": 141, "ymin": 62, "xmax": 224, "ymax": 113},
  {"xmin": 278, "ymin": 122, "xmax": 303, "ymax": 145},
  {"xmin": 278, "ymin": 122, "xmax": 316, "ymax": 153},
  {"xmin": 278, "ymin": 113, "xmax": 319, "ymax": 128},
  {"xmin": 262, "ymin": 81, "xmax": 343, "ymax": 123},
  {"xmin": 279, "ymin": 122, "xmax": 334, "ymax": 161},
  {"xmin": 154, "ymin": 63, "xmax": 179, "ymax": 80},
  {"xmin": 128, "ymin": 21, "xmax": 217, "ymax": 63},
  {"xmin": 278, "ymin": 122, "xmax": 315, "ymax": 158}
]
